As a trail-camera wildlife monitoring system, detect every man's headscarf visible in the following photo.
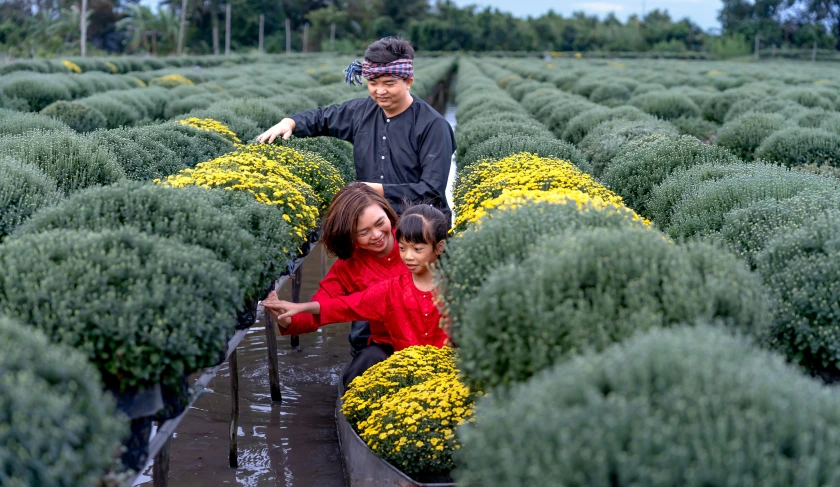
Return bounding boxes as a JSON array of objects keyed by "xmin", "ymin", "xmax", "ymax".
[{"xmin": 344, "ymin": 59, "xmax": 414, "ymax": 86}]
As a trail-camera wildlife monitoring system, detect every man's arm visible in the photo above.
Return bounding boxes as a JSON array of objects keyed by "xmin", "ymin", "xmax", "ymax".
[
  {"xmin": 382, "ymin": 118, "xmax": 453, "ymax": 209},
  {"xmin": 257, "ymin": 98, "xmax": 364, "ymax": 144}
]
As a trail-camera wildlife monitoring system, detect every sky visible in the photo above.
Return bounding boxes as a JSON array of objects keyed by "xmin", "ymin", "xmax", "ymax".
[{"xmin": 450, "ymin": 0, "xmax": 724, "ymax": 31}]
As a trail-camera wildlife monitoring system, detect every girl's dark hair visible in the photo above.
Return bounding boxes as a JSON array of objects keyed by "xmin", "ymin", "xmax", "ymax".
[
  {"xmin": 364, "ymin": 37, "xmax": 415, "ymax": 63},
  {"xmin": 396, "ymin": 204, "xmax": 449, "ymax": 247},
  {"xmin": 321, "ymin": 182, "xmax": 398, "ymax": 260}
]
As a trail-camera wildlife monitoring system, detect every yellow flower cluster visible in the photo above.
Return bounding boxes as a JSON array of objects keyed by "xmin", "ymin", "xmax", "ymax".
[
  {"xmin": 463, "ymin": 189, "xmax": 650, "ymax": 228},
  {"xmin": 179, "ymin": 118, "xmax": 242, "ymax": 145},
  {"xmin": 342, "ymin": 346, "xmax": 457, "ymax": 427},
  {"xmin": 151, "ymin": 73, "xmax": 195, "ymax": 88},
  {"xmin": 62, "ymin": 60, "xmax": 82, "ymax": 74},
  {"xmin": 358, "ymin": 373, "xmax": 475, "ymax": 475},
  {"xmin": 105, "ymin": 61, "xmax": 118, "ymax": 73},
  {"xmin": 453, "ymin": 152, "xmax": 626, "ymax": 230},
  {"xmin": 158, "ymin": 150, "xmax": 319, "ymax": 242},
  {"xmin": 241, "ymin": 144, "xmax": 345, "ymax": 212},
  {"xmin": 132, "ymin": 77, "xmax": 147, "ymax": 87}
]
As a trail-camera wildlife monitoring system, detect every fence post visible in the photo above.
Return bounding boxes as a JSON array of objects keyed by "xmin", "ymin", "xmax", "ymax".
[
  {"xmin": 264, "ymin": 307, "xmax": 283, "ymax": 402},
  {"xmin": 290, "ymin": 264, "xmax": 303, "ymax": 350},
  {"xmin": 228, "ymin": 349, "xmax": 240, "ymax": 468},
  {"xmin": 285, "ymin": 18, "xmax": 291, "ymax": 54},
  {"xmin": 224, "ymin": 3, "xmax": 231, "ymax": 56},
  {"xmin": 258, "ymin": 14, "xmax": 264, "ymax": 53},
  {"xmin": 152, "ymin": 433, "xmax": 171, "ymax": 487}
]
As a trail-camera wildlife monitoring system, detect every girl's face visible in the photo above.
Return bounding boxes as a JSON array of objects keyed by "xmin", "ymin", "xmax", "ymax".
[
  {"xmin": 355, "ymin": 204, "xmax": 393, "ymax": 256},
  {"xmin": 398, "ymin": 238, "xmax": 443, "ymax": 275}
]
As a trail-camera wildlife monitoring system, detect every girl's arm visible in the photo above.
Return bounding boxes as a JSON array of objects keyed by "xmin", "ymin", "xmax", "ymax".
[
  {"xmin": 316, "ymin": 281, "xmax": 391, "ymax": 325},
  {"xmin": 267, "ymin": 261, "xmax": 350, "ymax": 335}
]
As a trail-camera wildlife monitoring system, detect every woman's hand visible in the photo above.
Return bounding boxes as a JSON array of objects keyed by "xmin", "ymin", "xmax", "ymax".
[
  {"xmin": 261, "ymin": 294, "xmax": 320, "ymax": 327},
  {"xmin": 257, "ymin": 118, "xmax": 296, "ymax": 144}
]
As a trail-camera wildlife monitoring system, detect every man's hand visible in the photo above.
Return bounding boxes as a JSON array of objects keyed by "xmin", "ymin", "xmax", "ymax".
[
  {"xmin": 257, "ymin": 118, "xmax": 296, "ymax": 144},
  {"xmin": 363, "ymin": 182, "xmax": 385, "ymax": 197}
]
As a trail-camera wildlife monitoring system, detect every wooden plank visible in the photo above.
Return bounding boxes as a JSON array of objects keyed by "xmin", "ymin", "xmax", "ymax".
[
  {"xmin": 264, "ymin": 308, "xmax": 283, "ymax": 401},
  {"xmin": 152, "ymin": 433, "xmax": 171, "ymax": 487}
]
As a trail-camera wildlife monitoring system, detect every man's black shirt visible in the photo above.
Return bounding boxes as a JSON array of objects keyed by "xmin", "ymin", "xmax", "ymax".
[{"xmin": 290, "ymin": 95, "xmax": 455, "ymax": 217}]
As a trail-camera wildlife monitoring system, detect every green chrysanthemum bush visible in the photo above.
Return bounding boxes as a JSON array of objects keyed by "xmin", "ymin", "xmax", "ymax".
[
  {"xmin": 455, "ymin": 227, "xmax": 770, "ymax": 390},
  {"xmin": 628, "ymin": 91, "xmax": 701, "ymax": 120},
  {"xmin": 561, "ymin": 105, "xmax": 650, "ymax": 144},
  {"xmin": 0, "ymin": 314, "xmax": 127, "ymax": 487},
  {"xmin": 668, "ymin": 116, "xmax": 718, "ymax": 141},
  {"xmin": 14, "ymin": 181, "xmax": 267, "ymax": 315},
  {"xmin": 455, "ymin": 118, "xmax": 551, "ymax": 159},
  {"xmin": 795, "ymin": 108, "xmax": 835, "ymax": 128},
  {"xmin": 40, "ymin": 100, "xmax": 107, "ymax": 132},
  {"xmin": 778, "ymin": 87, "xmax": 835, "ymax": 110},
  {"xmin": 168, "ymin": 121, "xmax": 237, "ymax": 165},
  {"xmin": 0, "ymin": 74, "xmax": 72, "ymax": 111},
  {"xmin": 724, "ymin": 97, "xmax": 808, "ymax": 123},
  {"xmin": 647, "ymin": 161, "xmax": 759, "ymax": 229},
  {"xmin": 602, "ymin": 133, "xmax": 742, "ymax": 217},
  {"xmin": 546, "ymin": 99, "xmax": 600, "ymax": 137},
  {"xmin": 589, "ymin": 82, "xmax": 633, "ymax": 106},
  {"xmin": 715, "ymin": 112, "xmax": 788, "ymax": 160},
  {"xmin": 279, "ymin": 136, "xmax": 356, "ymax": 184},
  {"xmin": 578, "ymin": 118, "xmax": 678, "ymax": 177},
  {"xmin": 436, "ymin": 199, "xmax": 649, "ymax": 340},
  {"xmin": 87, "ymin": 128, "xmax": 184, "ymax": 181},
  {"xmin": 460, "ymin": 134, "xmax": 590, "ymax": 173},
  {"xmin": 0, "ymin": 108, "xmax": 71, "ymax": 136},
  {"xmin": 668, "ymin": 165, "xmax": 838, "ymax": 240},
  {"xmin": 701, "ymin": 89, "xmax": 764, "ymax": 123},
  {"xmin": 757, "ymin": 211, "xmax": 840, "ymax": 380},
  {"xmin": 0, "ymin": 129, "xmax": 125, "ymax": 194},
  {"xmin": 717, "ymin": 190, "xmax": 840, "ymax": 268},
  {"xmin": 179, "ymin": 106, "xmax": 261, "ymax": 142},
  {"xmin": 755, "ymin": 127, "xmax": 840, "ymax": 168},
  {"xmin": 0, "ymin": 228, "xmax": 239, "ymax": 393},
  {"xmin": 341, "ymin": 346, "xmax": 458, "ymax": 429},
  {"xmin": 455, "ymin": 325, "xmax": 840, "ymax": 487},
  {"xmin": 0, "ymin": 157, "xmax": 63, "ymax": 240}
]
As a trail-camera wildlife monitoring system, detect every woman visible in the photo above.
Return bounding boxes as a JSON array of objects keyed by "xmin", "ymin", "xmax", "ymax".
[{"xmin": 264, "ymin": 182, "xmax": 409, "ymax": 387}]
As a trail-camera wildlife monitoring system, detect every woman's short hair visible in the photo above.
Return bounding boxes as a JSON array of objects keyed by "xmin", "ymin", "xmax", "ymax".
[
  {"xmin": 321, "ymin": 182, "xmax": 398, "ymax": 260},
  {"xmin": 364, "ymin": 37, "xmax": 415, "ymax": 64}
]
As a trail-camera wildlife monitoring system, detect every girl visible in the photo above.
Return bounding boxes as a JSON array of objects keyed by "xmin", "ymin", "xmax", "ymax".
[{"xmin": 263, "ymin": 204, "xmax": 450, "ymax": 385}]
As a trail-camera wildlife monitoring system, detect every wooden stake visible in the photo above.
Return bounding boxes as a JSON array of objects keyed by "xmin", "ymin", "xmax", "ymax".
[
  {"xmin": 152, "ymin": 433, "xmax": 171, "ymax": 487},
  {"xmin": 259, "ymin": 14, "xmax": 264, "ymax": 53},
  {"xmin": 228, "ymin": 349, "xmax": 240, "ymax": 468},
  {"xmin": 80, "ymin": 0, "xmax": 87, "ymax": 57},
  {"xmin": 177, "ymin": 0, "xmax": 188, "ymax": 55},
  {"xmin": 290, "ymin": 264, "xmax": 302, "ymax": 350},
  {"xmin": 224, "ymin": 3, "xmax": 231, "ymax": 56},
  {"xmin": 285, "ymin": 18, "xmax": 291, "ymax": 54},
  {"xmin": 265, "ymin": 297, "xmax": 283, "ymax": 402}
]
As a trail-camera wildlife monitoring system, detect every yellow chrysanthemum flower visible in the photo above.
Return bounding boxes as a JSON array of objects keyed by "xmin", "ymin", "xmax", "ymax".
[{"xmin": 62, "ymin": 60, "xmax": 82, "ymax": 74}]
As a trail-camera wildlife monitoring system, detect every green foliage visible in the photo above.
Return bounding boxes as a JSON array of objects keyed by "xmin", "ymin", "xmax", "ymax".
[
  {"xmin": 756, "ymin": 127, "xmax": 840, "ymax": 168},
  {"xmin": 795, "ymin": 108, "xmax": 835, "ymax": 128},
  {"xmin": 562, "ymin": 106, "xmax": 650, "ymax": 144},
  {"xmin": 456, "ymin": 227, "xmax": 770, "ymax": 390},
  {"xmin": 40, "ymin": 101, "xmax": 107, "ymax": 133},
  {"xmin": 0, "ymin": 108, "xmax": 71, "ymax": 136},
  {"xmin": 715, "ymin": 113, "xmax": 788, "ymax": 160},
  {"xmin": 724, "ymin": 97, "xmax": 807, "ymax": 123},
  {"xmin": 0, "ymin": 129, "xmax": 125, "ymax": 194},
  {"xmin": 15, "ymin": 181, "xmax": 266, "ymax": 306},
  {"xmin": 456, "ymin": 325, "xmax": 840, "ymax": 487},
  {"xmin": 207, "ymin": 98, "xmax": 286, "ymax": 131},
  {"xmin": 0, "ymin": 157, "xmax": 63, "ymax": 240},
  {"xmin": 436, "ymin": 199, "xmax": 648, "ymax": 343},
  {"xmin": 779, "ymin": 88, "xmax": 835, "ymax": 110},
  {"xmin": 648, "ymin": 161, "xmax": 757, "ymax": 228},
  {"xmin": 460, "ymin": 134, "xmax": 591, "ymax": 173},
  {"xmin": 578, "ymin": 119, "xmax": 678, "ymax": 177},
  {"xmin": 0, "ymin": 314, "xmax": 126, "ymax": 487},
  {"xmin": 0, "ymin": 74, "xmax": 72, "ymax": 111},
  {"xmin": 0, "ymin": 228, "xmax": 239, "ymax": 392},
  {"xmin": 629, "ymin": 92, "xmax": 701, "ymax": 120},
  {"xmin": 546, "ymin": 99, "xmax": 600, "ymax": 137},
  {"xmin": 668, "ymin": 165, "xmax": 837, "ymax": 239},
  {"xmin": 757, "ymin": 211, "xmax": 840, "ymax": 378},
  {"xmin": 669, "ymin": 116, "xmax": 718, "ymax": 141},
  {"xmin": 455, "ymin": 118, "xmax": 551, "ymax": 159},
  {"xmin": 87, "ymin": 128, "xmax": 184, "ymax": 181},
  {"xmin": 589, "ymin": 82, "xmax": 632, "ymax": 106},
  {"xmin": 702, "ymin": 89, "xmax": 764, "ymax": 123},
  {"xmin": 178, "ymin": 106, "xmax": 261, "ymax": 141},
  {"xmin": 717, "ymin": 190, "xmax": 840, "ymax": 268},
  {"xmin": 602, "ymin": 134, "xmax": 742, "ymax": 217}
]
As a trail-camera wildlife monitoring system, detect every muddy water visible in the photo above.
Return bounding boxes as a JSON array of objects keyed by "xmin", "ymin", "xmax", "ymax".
[{"xmin": 135, "ymin": 243, "xmax": 351, "ymax": 486}]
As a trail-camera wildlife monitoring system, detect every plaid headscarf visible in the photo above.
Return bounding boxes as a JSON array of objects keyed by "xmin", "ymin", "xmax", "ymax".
[{"xmin": 344, "ymin": 59, "xmax": 414, "ymax": 86}]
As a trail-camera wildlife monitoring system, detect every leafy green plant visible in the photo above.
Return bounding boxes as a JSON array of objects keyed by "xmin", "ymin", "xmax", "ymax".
[
  {"xmin": 40, "ymin": 101, "xmax": 107, "ymax": 132},
  {"xmin": 0, "ymin": 156, "xmax": 63, "ymax": 240},
  {"xmin": 715, "ymin": 113, "xmax": 787, "ymax": 160},
  {"xmin": 0, "ymin": 108, "xmax": 71, "ymax": 135},
  {"xmin": 578, "ymin": 119, "xmax": 677, "ymax": 177},
  {"xmin": 756, "ymin": 127, "xmax": 840, "ymax": 168},
  {"xmin": 629, "ymin": 92, "xmax": 701, "ymax": 120}
]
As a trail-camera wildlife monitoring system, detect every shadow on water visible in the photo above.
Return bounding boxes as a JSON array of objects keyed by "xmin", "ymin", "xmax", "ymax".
[{"xmin": 136, "ymin": 243, "xmax": 351, "ymax": 487}]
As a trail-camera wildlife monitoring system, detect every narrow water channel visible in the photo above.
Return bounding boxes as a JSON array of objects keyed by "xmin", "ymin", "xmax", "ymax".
[{"xmin": 136, "ymin": 102, "xmax": 458, "ymax": 487}]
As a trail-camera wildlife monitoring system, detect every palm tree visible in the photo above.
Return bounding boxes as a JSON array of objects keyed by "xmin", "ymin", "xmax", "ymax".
[
  {"xmin": 154, "ymin": 7, "xmax": 181, "ymax": 54},
  {"xmin": 117, "ymin": 4, "xmax": 156, "ymax": 53}
]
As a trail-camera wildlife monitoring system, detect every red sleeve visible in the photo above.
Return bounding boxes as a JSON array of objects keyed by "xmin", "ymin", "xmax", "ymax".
[
  {"xmin": 279, "ymin": 260, "xmax": 350, "ymax": 336},
  {"xmin": 318, "ymin": 280, "xmax": 391, "ymax": 325}
]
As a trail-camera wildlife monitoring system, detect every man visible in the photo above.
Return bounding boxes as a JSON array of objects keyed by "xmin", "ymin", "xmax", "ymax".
[
  {"xmin": 257, "ymin": 37, "xmax": 455, "ymax": 355},
  {"xmin": 256, "ymin": 36, "xmax": 455, "ymax": 221}
]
